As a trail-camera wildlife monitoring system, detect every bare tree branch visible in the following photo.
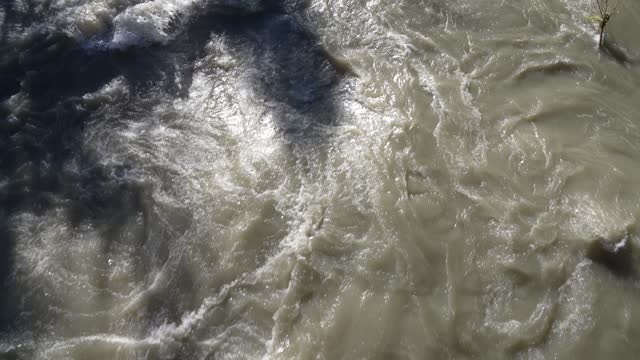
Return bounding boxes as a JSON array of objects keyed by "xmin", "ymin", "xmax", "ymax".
[
  {"xmin": 594, "ymin": 0, "xmax": 622, "ymax": 48},
  {"xmin": 596, "ymin": 0, "xmax": 605, "ymax": 17}
]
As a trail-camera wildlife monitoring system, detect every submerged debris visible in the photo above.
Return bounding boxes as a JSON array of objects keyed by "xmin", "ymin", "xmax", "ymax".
[
  {"xmin": 587, "ymin": 232, "xmax": 633, "ymax": 276},
  {"xmin": 602, "ymin": 37, "xmax": 638, "ymax": 65}
]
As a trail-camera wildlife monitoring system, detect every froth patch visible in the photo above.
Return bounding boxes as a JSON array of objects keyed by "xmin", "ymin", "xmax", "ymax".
[
  {"xmin": 111, "ymin": 0, "xmax": 197, "ymax": 47},
  {"xmin": 109, "ymin": 0, "xmax": 264, "ymax": 48}
]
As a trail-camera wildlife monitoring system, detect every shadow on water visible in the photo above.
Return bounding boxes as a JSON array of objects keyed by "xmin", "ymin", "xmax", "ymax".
[
  {"xmin": 0, "ymin": 0, "xmax": 344, "ymax": 354},
  {"xmin": 0, "ymin": 31, "xmax": 147, "ymax": 337},
  {"xmin": 0, "ymin": 33, "xmax": 203, "ymax": 338},
  {"xmin": 182, "ymin": 1, "xmax": 346, "ymax": 146}
]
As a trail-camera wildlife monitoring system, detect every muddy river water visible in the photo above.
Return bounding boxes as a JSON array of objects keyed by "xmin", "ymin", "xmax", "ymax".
[{"xmin": 1, "ymin": 0, "xmax": 640, "ymax": 358}]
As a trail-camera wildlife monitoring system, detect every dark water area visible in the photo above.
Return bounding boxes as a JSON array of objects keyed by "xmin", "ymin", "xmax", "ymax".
[{"xmin": 1, "ymin": 1, "xmax": 344, "ymax": 356}]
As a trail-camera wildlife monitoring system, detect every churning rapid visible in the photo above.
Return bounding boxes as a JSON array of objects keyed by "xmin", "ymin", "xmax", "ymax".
[{"xmin": 2, "ymin": 0, "xmax": 640, "ymax": 358}]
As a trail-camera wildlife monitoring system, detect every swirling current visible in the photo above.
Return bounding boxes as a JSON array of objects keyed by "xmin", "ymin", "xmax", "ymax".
[{"xmin": 1, "ymin": 0, "xmax": 640, "ymax": 358}]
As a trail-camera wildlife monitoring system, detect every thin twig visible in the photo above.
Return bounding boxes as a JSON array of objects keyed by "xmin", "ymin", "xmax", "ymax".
[
  {"xmin": 594, "ymin": 0, "xmax": 622, "ymax": 49},
  {"xmin": 612, "ymin": 0, "xmax": 622, "ymax": 14},
  {"xmin": 596, "ymin": 0, "xmax": 605, "ymax": 17}
]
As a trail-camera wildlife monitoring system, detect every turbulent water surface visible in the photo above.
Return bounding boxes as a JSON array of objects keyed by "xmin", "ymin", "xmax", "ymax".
[{"xmin": 2, "ymin": 0, "xmax": 640, "ymax": 358}]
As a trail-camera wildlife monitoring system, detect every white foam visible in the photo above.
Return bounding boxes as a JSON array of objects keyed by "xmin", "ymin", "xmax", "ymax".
[
  {"xmin": 109, "ymin": 0, "xmax": 264, "ymax": 48},
  {"xmin": 111, "ymin": 0, "xmax": 198, "ymax": 47}
]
